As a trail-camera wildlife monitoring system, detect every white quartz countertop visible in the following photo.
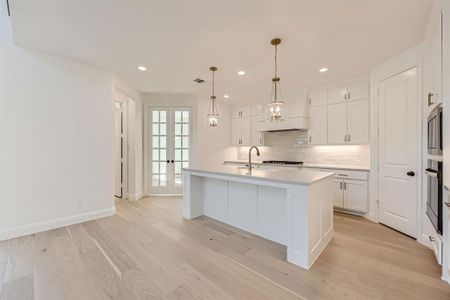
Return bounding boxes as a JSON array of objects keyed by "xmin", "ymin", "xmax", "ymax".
[
  {"xmin": 223, "ymin": 160, "xmax": 370, "ymax": 172},
  {"xmin": 183, "ymin": 165, "xmax": 334, "ymax": 186}
]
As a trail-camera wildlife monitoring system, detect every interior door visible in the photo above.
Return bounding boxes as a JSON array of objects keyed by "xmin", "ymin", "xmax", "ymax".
[
  {"xmin": 148, "ymin": 107, "xmax": 191, "ymax": 195},
  {"xmin": 378, "ymin": 67, "xmax": 418, "ymax": 237},
  {"xmin": 114, "ymin": 102, "xmax": 123, "ymax": 198}
]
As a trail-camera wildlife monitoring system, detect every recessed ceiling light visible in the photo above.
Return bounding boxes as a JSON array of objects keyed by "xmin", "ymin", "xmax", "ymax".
[
  {"xmin": 319, "ymin": 67, "xmax": 328, "ymax": 73},
  {"xmin": 237, "ymin": 70, "xmax": 246, "ymax": 76},
  {"xmin": 137, "ymin": 65, "xmax": 147, "ymax": 71},
  {"xmin": 224, "ymin": 94, "xmax": 230, "ymax": 99}
]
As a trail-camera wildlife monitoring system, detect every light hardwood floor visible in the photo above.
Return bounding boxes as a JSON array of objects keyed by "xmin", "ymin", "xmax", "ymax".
[{"xmin": 0, "ymin": 196, "xmax": 449, "ymax": 300}]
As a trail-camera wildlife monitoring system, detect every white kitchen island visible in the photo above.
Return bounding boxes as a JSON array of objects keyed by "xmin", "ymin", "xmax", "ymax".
[{"xmin": 182, "ymin": 165, "xmax": 335, "ymax": 270}]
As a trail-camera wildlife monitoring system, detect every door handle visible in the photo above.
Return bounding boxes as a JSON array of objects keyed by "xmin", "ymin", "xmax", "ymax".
[
  {"xmin": 428, "ymin": 92, "xmax": 434, "ymax": 107},
  {"xmin": 406, "ymin": 171, "xmax": 415, "ymax": 177},
  {"xmin": 424, "ymin": 169, "xmax": 437, "ymax": 178}
]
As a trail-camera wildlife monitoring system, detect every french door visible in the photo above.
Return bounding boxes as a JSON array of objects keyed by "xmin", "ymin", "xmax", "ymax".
[{"xmin": 147, "ymin": 106, "xmax": 192, "ymax": 195}]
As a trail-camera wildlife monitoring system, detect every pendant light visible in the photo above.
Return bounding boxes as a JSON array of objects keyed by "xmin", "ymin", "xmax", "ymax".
[
  {"xmin": 266, "ymin": 38, "xmax": 285, "ymax": 122},
  {"xmin": 207, "ymin": 66, "xmax": 219, "ymax": 127}
]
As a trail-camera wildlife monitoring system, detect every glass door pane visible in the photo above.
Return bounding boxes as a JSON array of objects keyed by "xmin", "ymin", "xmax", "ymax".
[
  {"xmin": 150, "ymin": 108, "xmax": 169, "ymax": 193},
  {"xmin": 173, "ymin": 109, "xmax": 191, "ymax": 192}
]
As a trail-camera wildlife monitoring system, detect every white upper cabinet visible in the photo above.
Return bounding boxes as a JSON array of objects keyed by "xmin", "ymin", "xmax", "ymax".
[
  {"xmin": 308, "ymin": 79, "xmax": 370, "ymax": 145},
  {"xmin": 423, "ymin": 13, "xmax": 442, "ymax": 110},
  {"xmin": 232, "ymin": 105, "xmax": 251, "ymax": 119},
  {"xmin": 251, "ymin": 117, "xmax": 264, "ymax": 146},
  {"xmin": 347, "ymin": 82, "xmax": 369, "ymax": 101},
  {"xmin": 347, "ymin": 99, "xmax": 369, "ymax": 144},
  {"xmin": 327, "ymin": 103, "xmax": 348, "ymax": 144},
  {"xmin": 308, "ymin": 90, "xmax": 327, "ymax": 107},
  {"xmin": 327, "ymin": 86, "xmax": 348, "ymax": 104},
  {"xmin": 309, "ymin": 106, "xmax": 327, "ymax": 145},
  {"xmin": 231, "ymin": 117, "xmax": 251, "ymax": 146}
]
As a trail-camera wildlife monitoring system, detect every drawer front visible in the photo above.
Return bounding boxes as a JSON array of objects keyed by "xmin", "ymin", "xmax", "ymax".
[{"xmin": 321, "ymin": 169, "xmax": 369, "ymax": 181}]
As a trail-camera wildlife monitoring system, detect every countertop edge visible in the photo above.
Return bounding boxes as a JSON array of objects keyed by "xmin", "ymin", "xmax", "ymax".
[
  {"xmin": 223, "ymin": 161, "xmax": 370, "ymax": 172},
  {"xmin": 183, "ymin": 168, "xmax": 335, "ymax": 186}
]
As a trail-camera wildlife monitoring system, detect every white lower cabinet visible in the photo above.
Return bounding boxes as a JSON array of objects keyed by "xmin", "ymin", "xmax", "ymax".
[
  {"xmin": 321, "ymin": 169, "xmax": 369, "ymax": 213},
  {"xmin": 332, "ymin": 179, "xmax": 344, "ymax": 208}
]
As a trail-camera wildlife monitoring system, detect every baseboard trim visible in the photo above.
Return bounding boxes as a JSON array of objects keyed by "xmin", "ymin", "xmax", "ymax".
[
  {"xmin": 128, "ymin": 191, "xmax": 144, "ymax": 201},
  {"xmin": 0, "ymin": 207, "xmax": 116, "ymax": 241}
]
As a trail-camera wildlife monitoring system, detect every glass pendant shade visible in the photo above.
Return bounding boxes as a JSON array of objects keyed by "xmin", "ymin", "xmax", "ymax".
[
  {"xmin": 266, "ymin": 38, "xmax": 286, "ymax": 122},
  {"xmin": 207, "ymin": 67, "xmax": 219, "ymax": 128},
  {"xmin": 266, "ymin": 99, "xmax": 285, "ymax": 122}
]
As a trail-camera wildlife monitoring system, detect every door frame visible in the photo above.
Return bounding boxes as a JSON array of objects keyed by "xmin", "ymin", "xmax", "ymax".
[
  {"xmin": 144, "ymin": 105, "xmax": 194, "ymax": 196},
  {"xmin": 369, "ymin": 45, "xmax": 424, "ymax": 243},
  {"xmin": 114, "ymin": 99, "xmax": 128, "ymax": 199}
]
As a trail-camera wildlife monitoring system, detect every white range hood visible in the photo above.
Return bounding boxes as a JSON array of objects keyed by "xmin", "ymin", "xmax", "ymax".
[{"xmin": 255, "ymin": 115, "xmax": 308, "ymax": 132}]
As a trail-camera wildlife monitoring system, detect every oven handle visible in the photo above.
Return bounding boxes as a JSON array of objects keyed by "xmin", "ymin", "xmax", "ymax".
[{"xmin": 425, "ymin": 168, "xmax": 438, "ymax": 178}]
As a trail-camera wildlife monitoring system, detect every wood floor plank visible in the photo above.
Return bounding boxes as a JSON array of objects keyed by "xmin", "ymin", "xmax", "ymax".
[
  {"xmin": 0, "ymin": 274, "xmax": 34, "ymax": 300},
  {"xmin": 0, "ymin": 196, "xmax": 449, "ymax": 300}
]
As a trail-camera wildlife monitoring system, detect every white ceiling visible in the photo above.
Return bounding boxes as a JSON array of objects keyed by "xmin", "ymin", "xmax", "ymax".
[{"xmin": 9, "ymin": 0, "xmax": 432, "ymax": 103}]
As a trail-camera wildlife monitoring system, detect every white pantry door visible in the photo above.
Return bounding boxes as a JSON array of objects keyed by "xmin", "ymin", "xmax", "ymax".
[
  {"xmin": 378, "ymin": 67, "xmax": 419, "ymax": 238},
  {"xmin": 148, "ymin": 107, "xmax": 192, "ymax": 195}
]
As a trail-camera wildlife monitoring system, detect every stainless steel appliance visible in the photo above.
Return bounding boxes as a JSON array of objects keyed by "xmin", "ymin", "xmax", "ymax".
[
  {"xmin": 425, "ymin": 159, "xmax": 443, "ymax": 234},
  {"xmin": 427, "ymin": 105, "xmax": 443, "ymax": 155},
  {"xmin": 262, "ymin": 160, "xmax": 303, "ymax": 166}
]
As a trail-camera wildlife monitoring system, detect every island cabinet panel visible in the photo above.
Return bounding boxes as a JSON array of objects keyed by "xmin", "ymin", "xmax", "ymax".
[
  {"xmin": 203, "ymin": 178, "xmax": 228, "ymax": 222},
  {"xmin": 183, "ymin": 168, "xmax": 334, "ymax": 270},
  {"xmin": 228, "ymin": 182, "xmax": 258, "ymax": 229},
  {"xmin": 257, "ymin": 186, "xmax": 287, "ymax": 244}
]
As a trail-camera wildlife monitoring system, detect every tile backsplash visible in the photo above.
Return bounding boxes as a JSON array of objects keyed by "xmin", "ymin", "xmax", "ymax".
[{"xmin": 237, "ymin": 130, "xmax": 370, "ymax": 166}]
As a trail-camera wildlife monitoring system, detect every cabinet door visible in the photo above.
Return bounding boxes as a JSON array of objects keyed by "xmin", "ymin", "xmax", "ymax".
[
  {"xmin": 327, "ymin": 86, "xmax": 347, "ymax": 104},
  {"xmin": 309, "ymin": 106, "xmax": 327, "ymax": 144},
  {"xmin": 251, "ymin": 117, "xmax": 264, "ymax": 146},
  {"xmin": 332, "ymin": 179, "xmax": 344, "ymax": 208},
  {"xmin": 347, "ymin": 82, "xmax": 369, "ymax": 101},
  {"xmin": 309, "ymin": 90, "xmax": 327, "ymax": 107},
  {"xmin": 327, "ymin": 103, "xmax": 347, "ymax": 144},
  {"xmin": 347, "ymin": 99, "xmax": 369, "ymax": 144},
  {"xmin": 343, "ymin": 179, "xmax": 368, "ymax": 212},
  {"xmin": 239, "ymin": 117, "xmax": 251, "ymax": 146},
  {"xmin": 423, "ymin": 17, "xmax": 442, "ymax": 111},
  {"xmin": 231, "ymin": 118, "xmax": 241, "ymax": 146},
  {"xmin": 232, "ymin": 117, "xmax": 250, "ymax": 146}
]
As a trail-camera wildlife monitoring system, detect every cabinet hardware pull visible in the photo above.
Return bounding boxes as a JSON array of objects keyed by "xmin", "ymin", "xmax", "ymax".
[
  {"xmin": 428, "ymin": 93, "xmax": 434, "ymax": 107},
  {"xmin": 348, "ymin": 91, "xmax": 351, "ymax": 99},
  {"xmin": 340, "ymin": 182, "xmax": 343, "ymax": 190},
  {"xmin": 348, "ymin": 134, "xmax": 351, "ymax": 142},
  {"xmin": 338, "ymin": 174, "xmax": 348, "ymax": 177},
  {"xmin": 343, "ymin": 182, "xmax": 347, "ymax": 190},
  {"xmin": 309, "ymin": 99, "xmax": 312, "ymax": 105},
  {"xmin": 309, "ymin": 136, "xmax": 312, "ymax": 143},
  {"xmin": 429, "ymin": 236, "xmax": 435, "ymax": 242},
  {"xmin": 344, "ymin": 134, "xmax": 347, "ymax": 142}
]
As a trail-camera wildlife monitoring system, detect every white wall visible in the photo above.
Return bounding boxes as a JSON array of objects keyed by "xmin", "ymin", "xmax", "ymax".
[{"xmin": 0, "ymin": 3, "xmax": 115, "ymax": 240}]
